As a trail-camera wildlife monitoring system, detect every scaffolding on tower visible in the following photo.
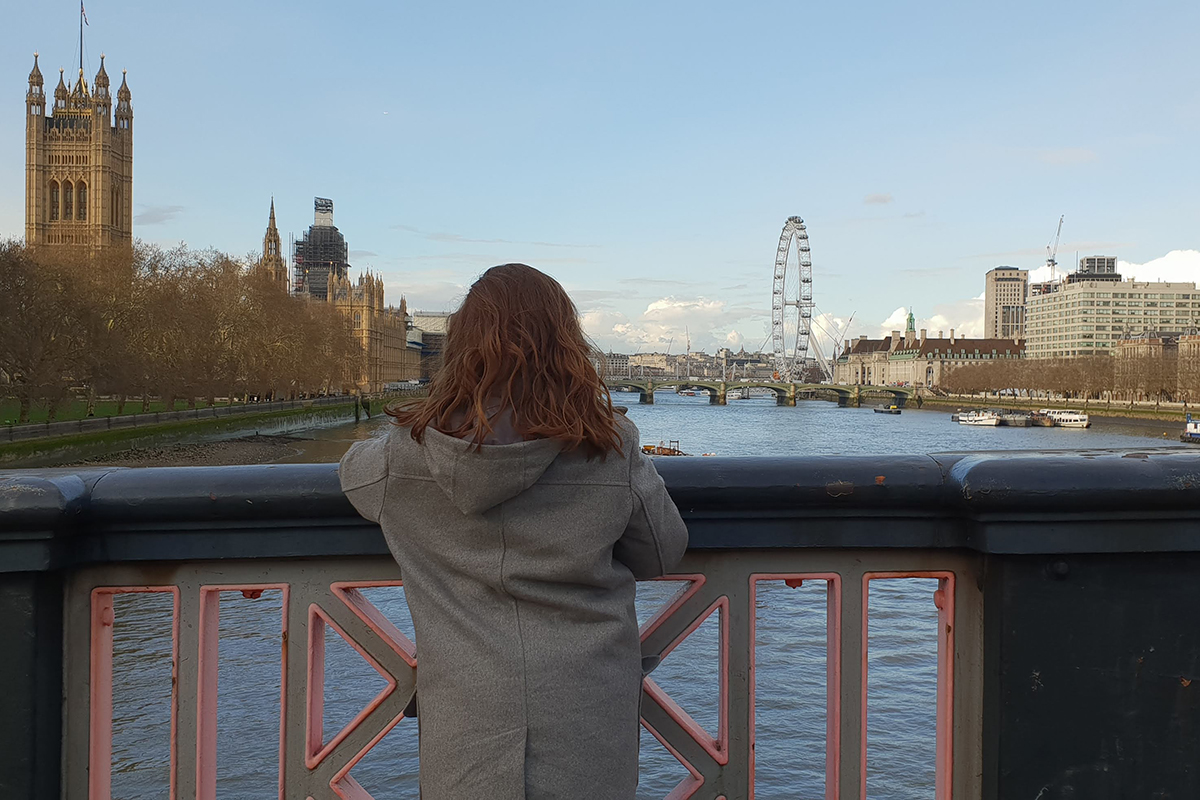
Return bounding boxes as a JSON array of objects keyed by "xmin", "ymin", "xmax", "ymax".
[{"xmin": 291, "ymin": 197, "xmax": 350, "ymax": 301}]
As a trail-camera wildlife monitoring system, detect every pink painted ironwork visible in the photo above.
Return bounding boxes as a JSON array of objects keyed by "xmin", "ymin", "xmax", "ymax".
[
  {"xmin": 88, "ymin": 587, "xmax": 180, "ymax": 800},
  {"xmin": 643, "ymin": 718, "xmax": 705, "ymax": 800},
  {"xmin": 74, "ymin": 559, "xmax": 976, "ymax": 799},
  {"xmin": 327, "ymin": 711, "xmax": 412, "ymax": 799},
  {"xmin": 194, "ymin": 585, "xmax": 289, "ymax": 800},
  {"xmin": 748, "ymin": 573, "xmax": 841, "ymax": 800},
  {"xmin": 862, "ymin": 572, "xmax": 956, "ymax": 800},
  {"xmin": 305, "ymin": 602, "xmax": 398, "ymax": 770},
  {"xmin": 330, "ymin": 581, "xmax": 418, "ymax": 668},
  {"xmin": 643, "ymin": 596, "xmax": 730, "ymax": 765},
  {"xmin": 639, "ymin": 574, "xmax": 705, "ymax": 640}
]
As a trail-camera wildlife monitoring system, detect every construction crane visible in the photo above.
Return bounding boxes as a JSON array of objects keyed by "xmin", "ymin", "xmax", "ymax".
[
  {"xmin": 684, "ymin": 327, "xmax": 691, "ymax": 380},
  {"xmin": 811, "ymin": 310, "xmax": 856, "ymax": 382},
  {"xmin": 1046, "ymin": 215, "xmax": 1065, "ymax": 283}
]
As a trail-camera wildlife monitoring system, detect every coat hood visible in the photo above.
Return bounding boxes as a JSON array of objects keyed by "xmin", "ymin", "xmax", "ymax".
[{"xmin": 422, "ymin": 427, "xmax": 564, "ymax": 515}]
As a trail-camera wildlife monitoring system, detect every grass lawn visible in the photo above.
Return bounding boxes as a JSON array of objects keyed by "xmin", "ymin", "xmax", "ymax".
[{"xmin": 0, "ymin": 398, "xmax": 244, "ymax": 426}]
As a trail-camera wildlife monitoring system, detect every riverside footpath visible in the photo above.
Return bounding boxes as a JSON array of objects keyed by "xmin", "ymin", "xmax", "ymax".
[{"xmin": 0, "ymin": 392, "xmax": 422, "ymax": 468}]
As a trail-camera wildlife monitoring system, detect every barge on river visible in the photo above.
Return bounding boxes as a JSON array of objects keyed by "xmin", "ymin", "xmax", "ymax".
[{"xmin": 643, "ymin": 440, "xmax": 689, "ymax": 456}]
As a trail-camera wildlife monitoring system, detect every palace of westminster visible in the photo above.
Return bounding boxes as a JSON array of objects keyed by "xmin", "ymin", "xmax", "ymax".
[{"xmin": 22, "ymin": 50, "xmax": 423, "ymax": 393}]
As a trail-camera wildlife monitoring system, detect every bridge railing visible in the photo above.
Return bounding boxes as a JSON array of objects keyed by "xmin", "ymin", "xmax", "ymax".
[{"xmin": 3, "ymin": 452, "xmax": 1200, "ymax": 798}]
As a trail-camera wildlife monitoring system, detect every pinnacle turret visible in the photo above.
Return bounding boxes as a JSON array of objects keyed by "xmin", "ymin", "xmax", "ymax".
[
  {"xmin": 115, "ymin": 69, "xmax": 132, "ymax": 130},
  {"xmin": 54, "ymin": 68, "xmax": 68, "ymax": 102},
  {"xmin": 27, "ymin": 54, "xmax": 46, "ymax": 117},
  {"xmin": 28, "ymin": 53, "xmax": 43, "ymax": 87},
  {"xmin": 94, "ymin": 55, "xmax": 110, "ymax": 93}
]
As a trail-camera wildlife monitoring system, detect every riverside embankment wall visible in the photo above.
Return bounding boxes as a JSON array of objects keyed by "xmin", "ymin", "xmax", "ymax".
[{"xmin": 0, "ymin": 396, "xmax": 406, "ymax": 468}]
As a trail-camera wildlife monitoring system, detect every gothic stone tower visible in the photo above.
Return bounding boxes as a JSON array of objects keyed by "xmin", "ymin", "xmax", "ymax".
[
  {"xmin": 327, "ymin": 271, "xmax": 417, "ymax": 391},
  {"xmin": 25, "ymin": 53, "xmax": 133, "ymax": 248},
  {"xmin": 259, "ymin": 199, "xmax": 288, "ymax": 290}
]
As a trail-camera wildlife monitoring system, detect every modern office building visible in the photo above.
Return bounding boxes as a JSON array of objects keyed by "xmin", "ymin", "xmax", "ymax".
[
  {"xmin": 984, "ymin": 267, "xmax": 1029, "ymax": 339},
  {"xmin": 1025, "ymin": 279, "xmax": 1200, "ymax": 358},
  {"xmin": 1076, "ymin": 255, "xmax": 1119, "ymax": 277}
]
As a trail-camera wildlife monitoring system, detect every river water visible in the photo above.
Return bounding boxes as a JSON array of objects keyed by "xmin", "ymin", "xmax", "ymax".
[{"xmin": 109, "ymin": 396, "xmax": 1185, "ymax": 798}]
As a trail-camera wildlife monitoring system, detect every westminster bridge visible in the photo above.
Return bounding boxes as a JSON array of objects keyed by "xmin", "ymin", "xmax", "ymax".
[{"xmin": 606, "ymin": 378, "xmax": 919, "ymax": 407}]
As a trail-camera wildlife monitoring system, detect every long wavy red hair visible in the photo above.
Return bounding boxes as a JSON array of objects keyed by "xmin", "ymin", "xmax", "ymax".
[{"xmin": 387, "ymin": 263, "xmax": 623, "ymax": 456}]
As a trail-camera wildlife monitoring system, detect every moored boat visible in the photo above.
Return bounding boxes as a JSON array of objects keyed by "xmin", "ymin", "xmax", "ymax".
[
  {"xmin": 1039, "ymin": 409, "xmax": 1091, "ymax": 428},
  {"xmin": 642, "ymin": 440, "xmax": 690, "ymax": 456},
  {"xmin": 998, "ymin": 412, "xmax": 1032, "ymax": 427},
  {"xmin": 874, "ymin": 404, "xmax": 902, "ymax": 414},
  {"xmin": 958, "ymin": 410, "xmax": 1001, "ymax": 426},
  {"xmin": 1183, "ymin": 414, "xmax": 1200, "ymax": 444}
]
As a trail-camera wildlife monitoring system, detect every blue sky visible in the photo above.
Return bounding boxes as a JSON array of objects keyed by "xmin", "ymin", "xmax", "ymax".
[{"xmin": 3, "ymin": 0, "xmax": 1198, "ymax": 354}]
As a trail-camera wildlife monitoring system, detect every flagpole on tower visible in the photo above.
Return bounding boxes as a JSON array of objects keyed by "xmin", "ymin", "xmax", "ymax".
[{"xmin": 79, "ymin": 2, "xmax": 88, "ymax": 75}]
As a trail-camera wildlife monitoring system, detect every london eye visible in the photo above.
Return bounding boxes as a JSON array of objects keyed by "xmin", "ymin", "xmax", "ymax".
[{"xmin": 771, "ymin": 216, "xmax": 815, "ymax": 381}]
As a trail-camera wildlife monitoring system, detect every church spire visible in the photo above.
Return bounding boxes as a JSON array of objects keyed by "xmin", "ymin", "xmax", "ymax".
[{"xmin": 260, "ymin": 198, "xmax": 287, "ymax": 291}]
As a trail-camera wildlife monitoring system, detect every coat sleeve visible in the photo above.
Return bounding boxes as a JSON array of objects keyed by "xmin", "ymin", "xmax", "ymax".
[
  {"xmin": 338, "ymin": 435, "xmax": 389, "ymax": 523},
  {"xmin": 614, "ymin": 425, "xmax": 689, "ymax": 580}
]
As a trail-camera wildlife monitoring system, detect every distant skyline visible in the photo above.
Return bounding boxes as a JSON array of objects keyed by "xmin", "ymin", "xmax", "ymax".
[{"xmin": 3, "ymin": 0, "xmax": 1198, "ymax": 353}]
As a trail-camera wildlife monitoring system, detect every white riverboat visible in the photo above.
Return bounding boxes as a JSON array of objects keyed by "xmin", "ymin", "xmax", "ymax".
[
  {"xmin": 1039, "ymin": 409, "xmax": 1091, "ymax": 428},
  {"xmin": 1183, "ymin": 414, "xmax": 1200, "ymax": 444},
  {"xmin": 958, "ymin": 410, "xmax": 1001, "ymax": 426}
]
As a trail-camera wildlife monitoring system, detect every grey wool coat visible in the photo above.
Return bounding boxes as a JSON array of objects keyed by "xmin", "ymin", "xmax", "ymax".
[{"xmin": 339, "ymin": 414, "xmax": 689, "ymax": 799}]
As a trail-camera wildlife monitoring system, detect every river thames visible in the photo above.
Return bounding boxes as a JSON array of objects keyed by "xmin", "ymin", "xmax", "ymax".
[{"xmin": 108, "ymin": 395, "xmax": 1186, "ymax": 799}]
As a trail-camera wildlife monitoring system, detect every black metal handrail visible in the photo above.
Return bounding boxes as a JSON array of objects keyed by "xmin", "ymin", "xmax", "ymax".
[{"xmin": 3, "ymin": 450, "xmax": 1200, "ymax": 571}]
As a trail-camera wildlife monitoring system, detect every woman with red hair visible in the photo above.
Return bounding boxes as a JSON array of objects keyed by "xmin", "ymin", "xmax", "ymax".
[{"xmin": 340, "ymin": 263, "xmax": 688, "ymax": 798}]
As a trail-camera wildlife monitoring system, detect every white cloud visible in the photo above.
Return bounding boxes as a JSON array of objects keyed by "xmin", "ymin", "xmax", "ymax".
[
  {"xmin": 864, "ymin": 193, "xmax": 894, "ymax": 205},
  {"xmin": 581, "ymin": 295, "xmax": 766, "ymax": 353},
  {"xmin": 1027, "ymin": 249, "xmax": 1200, "ymax": 285},
  {"xmin": 1118, "ymin": 249, "xmax": 1200, "ymax": 283},
  {"xmin": 809, "ymin": 310, "xmax": 858, "ymax": 359},
  {"xmin": 866, "ymin": 296, "xmax": 985, "ymax": 342},
  {"xmin": 878, "ymin": 306, "xmax": 910, "ymax": 334}
]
